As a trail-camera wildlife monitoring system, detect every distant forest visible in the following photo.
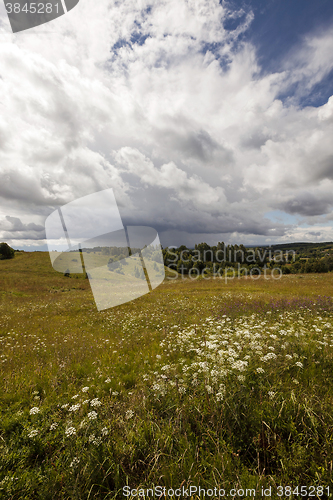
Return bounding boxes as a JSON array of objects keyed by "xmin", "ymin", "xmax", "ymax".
[
  {"xmin": 4, "ymin": 241, "xmax": 333, "ymax": 276},
  {"xmin": 162, "ymin": 241, "xmax": 333, "ymax": 275}
]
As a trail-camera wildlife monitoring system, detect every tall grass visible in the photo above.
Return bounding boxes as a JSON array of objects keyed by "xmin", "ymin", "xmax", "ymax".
[{"xmin": 0, "ymin": 253, "xmax": 332, "ymax": 499}]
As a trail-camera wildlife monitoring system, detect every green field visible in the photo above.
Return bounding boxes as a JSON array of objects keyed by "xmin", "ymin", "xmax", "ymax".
[{"xmin": 0, "ymin": 252, "xmax": 333, "ymax": 499}]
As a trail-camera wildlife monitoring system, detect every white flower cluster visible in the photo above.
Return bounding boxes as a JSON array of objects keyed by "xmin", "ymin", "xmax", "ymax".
[
  {"xmin": 68, "ymin": 404, "xmax": 81, "ymax": 412},
  {"xmin": 90, "ymin": 398, "xmax": 102, "ymax": 407},
  {"xmin": 89, "ymin": 434, "xmax": 102, "ymax": 445},
  {"xmin": 143, "ymin": 309, "xmax": 326, "ymax": 399},
  {"xmin": 70, "ymin": 457, "xmax": 80, "ymax": 468},
  {"xmin": 125, "ymin": 410, "xmax": 134, "ymax": 420},
  {"xmin": 87, "ymin": 411, "xmax": 98, "ymax": 420},
  {"xmin": 65, "ymin": 426, "xmax": 76, "ymax": 437}
]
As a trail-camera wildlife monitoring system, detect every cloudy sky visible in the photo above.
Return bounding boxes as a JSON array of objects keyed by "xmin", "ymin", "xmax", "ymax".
[{"xmin": 0, "ymin": 0, "xmax": 333, "ymax": 250}]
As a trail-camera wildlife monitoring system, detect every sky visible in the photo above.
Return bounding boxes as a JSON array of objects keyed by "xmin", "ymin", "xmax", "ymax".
[{"xmin": 0, "ymin": 0, "xmax": 333, "ymax": 250}]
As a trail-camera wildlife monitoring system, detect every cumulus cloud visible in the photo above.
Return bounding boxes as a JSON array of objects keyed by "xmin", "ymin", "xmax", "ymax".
[
  {"xmin": 0, "ymin": 215, "xmax": 45, "ymax": 240},
  {"xmin": 0, "ymin": 0, "xmax": 332, "ymax": 247}
]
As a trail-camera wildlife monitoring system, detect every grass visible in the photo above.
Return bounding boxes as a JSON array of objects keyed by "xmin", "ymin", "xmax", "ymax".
[{"xmin": 0, "ymin": 252, "xmax": 333, "ymax": 499}]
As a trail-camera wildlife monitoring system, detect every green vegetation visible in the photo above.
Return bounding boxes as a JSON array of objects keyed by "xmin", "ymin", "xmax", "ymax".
[
  {"xmin": 0, "ymin": 242, "xmax": 15, "ymax": 260},
  {"xmin": 163, "ymin": 241, "xmax": 333, "ymax": 276},
  {"xmin": 0, "ymin": 251, "xmax": 333, "ymax": 499}
]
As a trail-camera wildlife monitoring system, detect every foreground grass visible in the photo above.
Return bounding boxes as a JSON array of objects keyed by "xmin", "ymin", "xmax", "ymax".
[{"xmin": 0, "ymin": 253, "xmax": 333, "ymax": 499}]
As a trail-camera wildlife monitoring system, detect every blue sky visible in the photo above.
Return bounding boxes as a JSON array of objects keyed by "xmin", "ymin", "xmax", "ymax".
[
  {"xmin": 0, "ymin": 0, "xmax": 333, "ymax": 250},
  {"xmin": 243, "ymin": 0, "xmax": 333, "ymax": 107}
]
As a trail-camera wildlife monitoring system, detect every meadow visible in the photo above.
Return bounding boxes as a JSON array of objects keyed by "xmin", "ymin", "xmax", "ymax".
[{"xmin": 0, "ymin": 252, "xmax": 333, "ymax": 499}]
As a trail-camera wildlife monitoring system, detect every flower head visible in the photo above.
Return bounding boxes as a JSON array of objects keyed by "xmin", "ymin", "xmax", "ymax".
[
  {"xmin": 70, "ymin": 457, "xmax": 80, "ymax": 468},
  {"xmin": 90, "ymin": 398, "xmax": 102, "ymax": 407},
  {"xmin": 87, "ymin": 411, "xmax": 98, "ymax": 420},
  {"xmin": 68, "ymin": 404, "xmax": 81, "ymax": 412},
  {"xmin": 65, "ymin": 426, "xmax": 76, "ymax": 437}
]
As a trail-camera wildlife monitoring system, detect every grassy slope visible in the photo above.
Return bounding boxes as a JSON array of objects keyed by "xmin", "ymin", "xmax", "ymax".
[{"xmin": 0, "ymin": 253, "xmax": 333, "ymax": 499}]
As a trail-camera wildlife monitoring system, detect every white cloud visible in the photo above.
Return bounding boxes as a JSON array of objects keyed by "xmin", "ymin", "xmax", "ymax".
[{"xmin": 0, "ymin": 0, "xmax": 333, "ymax": 247}]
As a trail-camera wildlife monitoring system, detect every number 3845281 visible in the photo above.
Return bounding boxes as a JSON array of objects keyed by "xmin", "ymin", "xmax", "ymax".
[{"xmin": 5, "ymin": 3, "xmax": 59, "ymax": 14}]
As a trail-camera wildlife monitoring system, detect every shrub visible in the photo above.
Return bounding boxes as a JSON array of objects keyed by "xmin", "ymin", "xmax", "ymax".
[{"xmin": 0, "ymin": 242, "xmax": 15, "ymax": 260}]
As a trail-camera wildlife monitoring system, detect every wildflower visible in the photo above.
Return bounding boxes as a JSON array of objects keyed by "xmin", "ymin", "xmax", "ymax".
[
  {"xmin": 295, "ymin": 361, "xmax": 303, "ymax": 368},
  {"xmin": 112, "ymin": 391, "xmax": 119, "ymax": 396},
  {"xmin": 285, "ymin": 354, "xmax": 292, "ymax": 360},
  {"xmin": 256, "ymin": 367, "xmax": 265, "ymax": 374},
  {"xmin": 29, "ymin": 407, "xmax": 40, "ymax": 415},
  {"xmin": 292, "ymin": 379, "xmax": 299, "ymax": 384},
  {"xmin": 50, "ymin": 422, "xmax": 58, "ymax": 431},
  {"xmin": 101, "ymin": 427, "xmax": 109, "ymax": 436},
  {"xmin": 82, "ymin": 400, "xmax": 90, "ymax": 405},
  {"xmin": 237, "ymin": 374, "xmax": 245, "ymax": 382},
  {"xmin": 125, "ymin": 410, "xmax": 134, "ymax": 420},
  {"xmin": 231, "ymin": 360, "xmax": 248, "ymax": 371},
  {"xmin": 105, "ymin": 378, "xmax": 111, "ymax": 383},
  {"xmin": 90, "ymin": 398, "xmax": 102, "ymax": 407},
  {"xmin": 34, "ymin": 396, "xmax": 40, "ymax": 400},
  {"xmin": 261, "ymin": 352, "xmax": 277, "ymax": 362},
  {"xmin": 87, "ymin": 411, "xmax": 98, "ymax": 420},
  {"xmin": 68, "ymin": 404, "xmax": 81, "ymax": 412},
  {"xmin": 65, "ymin": 426, "xmax": 76, "ymax": 437},
  {"xmin": 178, "ymin": 386, "xmax": 186, "ymax": 394},
  {"xmin": 70, "ymin": 457, "xmax": 80, "ymax": 468},
  {"xmin": 268, "ymin": 391, "xmax": 276, "ymax": 399},
  {"xmin": 28, "ymin": 429, "xmax": 38, "ymax": 438},
  {"xmin": 205, "ymin": 385, "xmax": 213, "ymax": 394},
  {"xmin": 216, "ymin": 392, "xmax": 224, "ymax": 402},
  {"xmin": 92, "ymin": 436, "xmax": 102, "ymax": 446},
  {"xmin": 79, "ymin": 419, "xmax": 87, "ymax": 429},
  {"xmin": 82, "ymin": 387, "xmax": 89, "ymax": 392},
  {"xmin": 61, "ymin": 404, "xmax": 69, "ymax": 409},
  {"xmin": 71, "ymin": 394, "xmax": 79, "ymax": 399},
  {"xmin": 88, "ymin": 434, "xmax": 95, "ymax": 442}
]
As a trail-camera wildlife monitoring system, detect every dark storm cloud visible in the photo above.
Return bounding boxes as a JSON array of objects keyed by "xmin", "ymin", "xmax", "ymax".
[{"xmin": 276, "ymin": 193, "xmax": 332, "ymax": 217}]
